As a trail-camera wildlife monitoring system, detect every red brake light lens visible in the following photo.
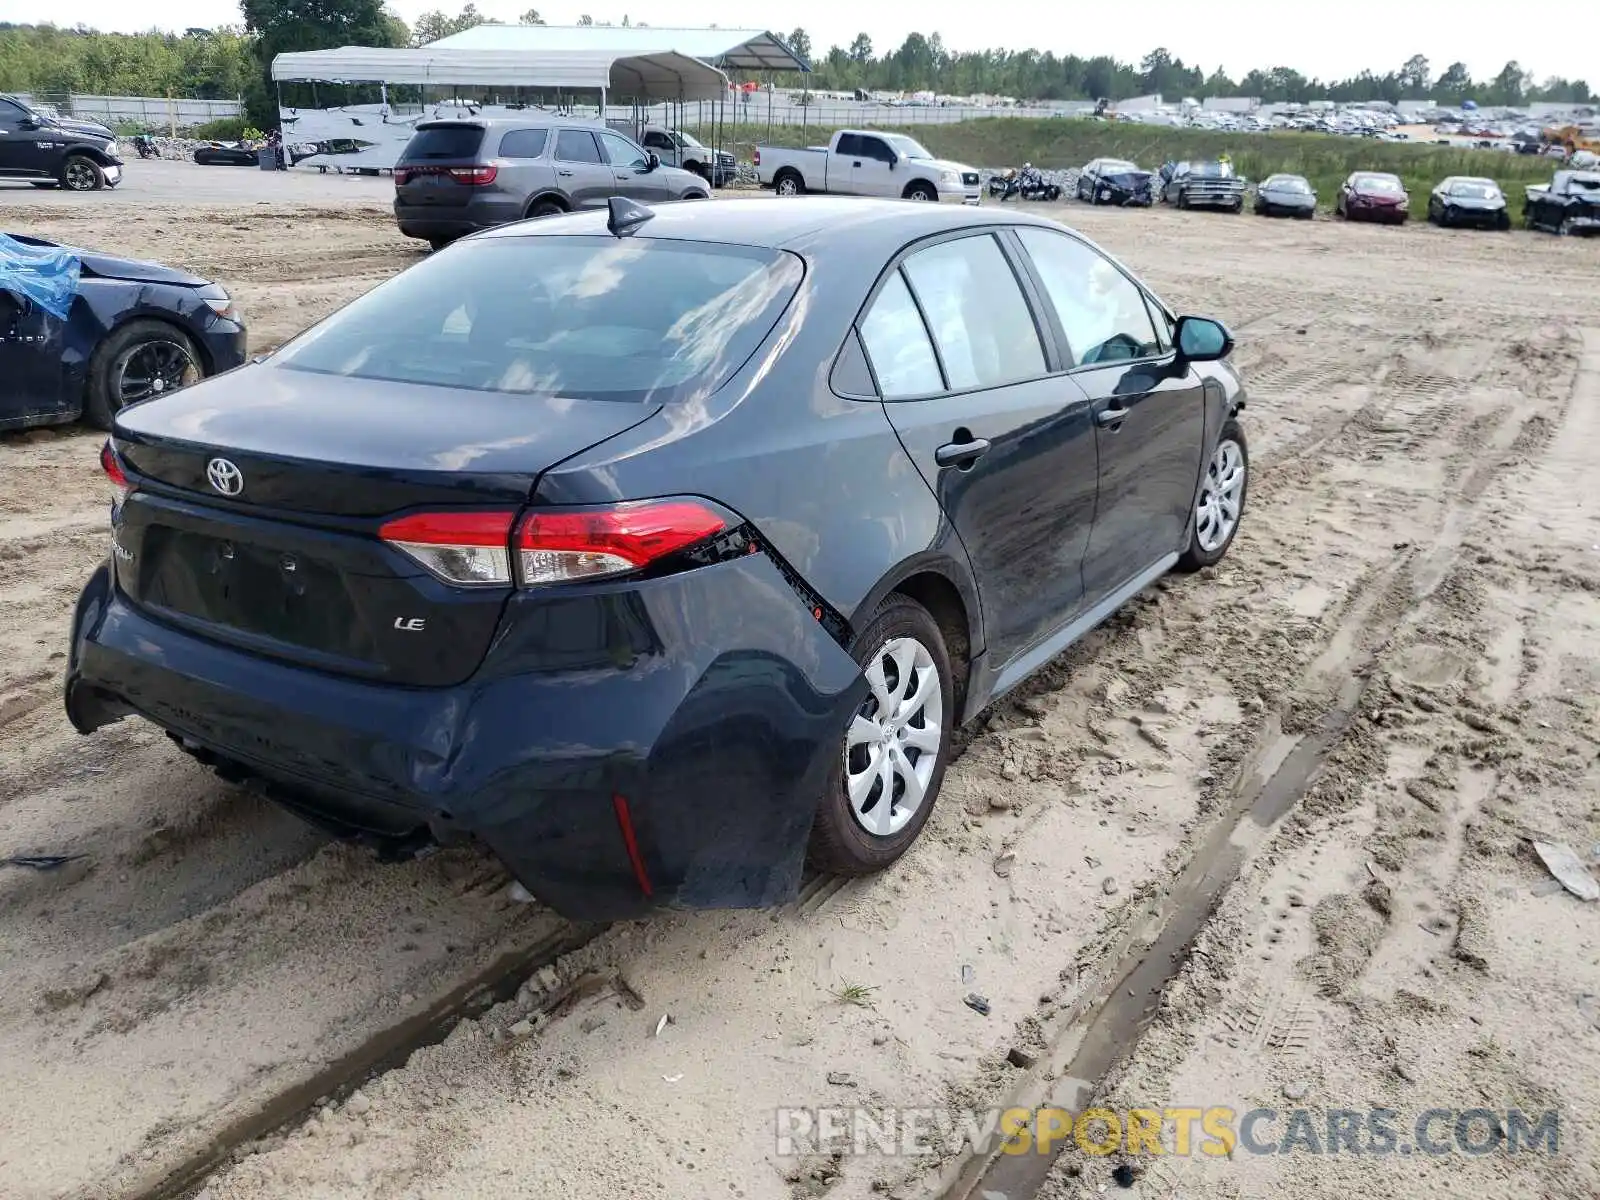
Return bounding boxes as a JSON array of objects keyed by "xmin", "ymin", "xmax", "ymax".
[
  {"xmin": 515, "ymin": 499, "xmax": 728, "ymax": 586},
  {"xmin": 447, "ymin": 165, "xmax": 498, "ymax": 186},
  {"xmin": 379, "ymin": 510, "xmax": 516, "ymax": 586},
  {"xmin": 101, "ymin": 440, "xmax": 130, "ymax": 504}
]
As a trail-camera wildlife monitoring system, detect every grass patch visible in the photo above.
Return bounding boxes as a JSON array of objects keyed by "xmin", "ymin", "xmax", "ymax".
[
  {"xmin": 700, "ymin": 117, "xmax": 1557, "ymax": 210},
  {"xmin": 831, "ymin": 982, "xmax": 878, "ymax": 1007},
  {"xmin": 188, "ymin": 117, "xmax": 249, "ymax": 142}
]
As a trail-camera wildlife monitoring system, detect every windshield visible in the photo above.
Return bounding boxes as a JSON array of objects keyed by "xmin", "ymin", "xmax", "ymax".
[
  {"xmin": 883, "ymin": 134, "xmax": 933, "ymax": 160},
  {"xmin": 1102, "ymin": 160, "xmax": 1139, "ymax": 174},
  {"xmin": 271, "ymin": 237, "xmax": 804, "ymax": 404},
  {"xmin": 1192, "ymin": 161, "xmax": 1235, "ymax": 177},
  {"xmin": 673, "ymin": 131, "xmax": 703, "ymax": 148},
  {"xmin": 1355, "ymin": 174, "xmax": 1403, "ymax": 192},
  {"xmin": 1449, "ymin": 181, "xmax": 1499, "ymax": 198},
  {"xmin": 1266, "ymin": 176, "xmax": 1310, "ymax": 193}
]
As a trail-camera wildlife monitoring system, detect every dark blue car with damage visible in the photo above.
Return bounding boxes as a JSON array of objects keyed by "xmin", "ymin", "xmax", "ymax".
[
  {"xmin": 0, "ymin": 233, "xmax": 247, "ymax": 431},
  {"xmin": 66, "ymin": 198, "xmax": 1249, "ymax": 921}
]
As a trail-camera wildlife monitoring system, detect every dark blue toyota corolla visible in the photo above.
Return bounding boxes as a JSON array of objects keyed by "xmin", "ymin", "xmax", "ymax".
[{"xmin": 66, "ymin": 197, "xmax": 1247, "ymax": 921}]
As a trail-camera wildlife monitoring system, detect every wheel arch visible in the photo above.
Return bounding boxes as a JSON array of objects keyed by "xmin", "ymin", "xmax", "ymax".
[
  {"xmin": 63, "ymin": 142, "xmax": 118, "ymax": 167},
  {"xmin": 850, "ymin": 557, "xmax": 981, "ymax": 716},
  {"xmin": 901, "ymin": 178, "xmax": 937, "ymax": 199},
  {"xmin": 523, "ymin": 190, "xmax": 571, "ymax": 217}
]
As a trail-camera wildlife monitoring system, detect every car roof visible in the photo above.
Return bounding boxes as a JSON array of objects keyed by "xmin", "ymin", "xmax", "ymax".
[
  {"xmin": 477, "ymin": 197, "xmax": 1073, "ymax": 254},
  {"xmin": 416, "ymin": 115, "xmax": 606, "ymax": 130}
]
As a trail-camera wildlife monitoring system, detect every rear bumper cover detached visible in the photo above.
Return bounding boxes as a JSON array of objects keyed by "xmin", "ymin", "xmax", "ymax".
[{"xmin": 66, "ymin": 552, "xmax": 868, "ymax": 921}]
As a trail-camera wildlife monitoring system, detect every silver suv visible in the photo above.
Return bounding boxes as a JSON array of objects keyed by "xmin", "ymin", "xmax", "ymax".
[{"xmin": 393, "ymin": 117, "xmax": 711, "ymax": 249}]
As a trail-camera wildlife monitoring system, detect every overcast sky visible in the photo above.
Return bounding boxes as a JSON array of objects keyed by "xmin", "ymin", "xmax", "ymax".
[{"xmin": 3, "ymin": 0, "xmax": 1589, "ymax": 85}]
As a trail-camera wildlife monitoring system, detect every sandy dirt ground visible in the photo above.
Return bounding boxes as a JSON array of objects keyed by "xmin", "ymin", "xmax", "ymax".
[{"xmin": 0, "ymin": 193, "xmax": 1597, "ymax": 1200}]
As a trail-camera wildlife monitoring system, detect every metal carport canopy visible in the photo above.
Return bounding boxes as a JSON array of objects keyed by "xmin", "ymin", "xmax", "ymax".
[{"xmin": 269, "ymin": 46, "xmax": 728, "ymax": 101}]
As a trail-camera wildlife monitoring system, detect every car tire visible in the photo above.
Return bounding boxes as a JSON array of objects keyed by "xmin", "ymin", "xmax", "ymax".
[
  {"xmin": 526, "ymin": 200, "xmax": 565, "ymax": 219},
  {"xmin": 904, "ymin": 183, "xmax": 936, "ymax": 201},
  {"xmin": 1175, "ymin": 419, "xmax": 1249, "ymax": 573},
  {"xmin": 85, "ymin": 320, "xmax": 204, "ymax": 430},
  {"xmin": 61, "ymin": 154, "xmax": 104, "ymax": 192},
  {"xmin": 773, "ymin": 170, "xmax": 803, "ymax": 197},
  {"xmin": 681, "ymin": 189, "xmax": 709, "ymax": 201},
  {"xmin": 808, "ymin": 593, "xmax": 954, "ymax": 877},
  {"xmin": 428, "ymin": 237, "xmax": 452, "ymax": 252}
]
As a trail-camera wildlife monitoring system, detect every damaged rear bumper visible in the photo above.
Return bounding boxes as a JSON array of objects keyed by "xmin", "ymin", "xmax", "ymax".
[{"xmin": 66, "ymin": 554, "xmax": 868, "ymax": 921}]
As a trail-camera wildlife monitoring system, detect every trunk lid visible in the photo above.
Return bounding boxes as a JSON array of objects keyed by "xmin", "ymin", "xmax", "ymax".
[
  {"xmin": 111, "ymin": 364, "xmax": 660, "ymax": 686},
  {"xmin": 395, "ymin": 122, "xmax": 489, "ymax": 211}
]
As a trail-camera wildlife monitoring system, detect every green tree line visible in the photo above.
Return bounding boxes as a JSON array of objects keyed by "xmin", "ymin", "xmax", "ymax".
[
  {"xmin": 0, "ymin": 13, "xmax": 1591, "ymax": 129},
  {"xmin": 785, "ymin": 32, "xmax": 1591, "ymax": 107}
]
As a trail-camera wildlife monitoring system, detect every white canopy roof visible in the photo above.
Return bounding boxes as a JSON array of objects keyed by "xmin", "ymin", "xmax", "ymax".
[
  {"xmin": 429, "ymin": 25, "xmax": 811, "ymax": 73},
  {"xmin": 270, "ymin": 46, "xmax": 729, "ymax": 101}
]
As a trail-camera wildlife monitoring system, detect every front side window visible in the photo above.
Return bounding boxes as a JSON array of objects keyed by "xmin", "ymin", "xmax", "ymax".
[
  {"xmin": 858, "ymin": 272, "xmax": 942, "ymax": 398},
  {"xmin": 554, "ymin": 129, "xmax": 602, "ymax": 164},
  {"xmin": 598, "ymin": 131, "xmax": 649, "ymax": 170},
  {"xmin": 1016, "ymin": 229, "xmax": 1161, "ymax": 367},
  {"xmin": 900, "ymin": 235, "xmax": 1045, "ymax": 390},
  {"xmin": 270, "ymin": 237, "xmax": 803, "ymax": 404},
  {"xmin": 857, "ymin": 136, "xmax": 892, "ymax": 162}
]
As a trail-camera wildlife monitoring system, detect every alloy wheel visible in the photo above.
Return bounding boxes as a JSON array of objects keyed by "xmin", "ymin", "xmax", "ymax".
[
  {"xmin": 63, "ymin": 158, "xmax": 100, "ymax": 191},
  {"xmin": 112, "ymin": 339, "xmax": 200, "ymax": 408},
  {"xmin": 775, "ymin": 176, "xmax": 799, "ymax": 196},
  {"xmin": 1195, "ymin": 438, "xmax": 1246, "ymax": 553},
  {"xmin": 845, "ymin": 636, "xmax": 943, "ymax": 837}
]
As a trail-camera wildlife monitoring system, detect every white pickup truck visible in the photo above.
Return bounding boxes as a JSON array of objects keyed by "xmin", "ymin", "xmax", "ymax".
[{"xmin": 754, "ymin": 129, "xmax": 982, "ymax": 204}]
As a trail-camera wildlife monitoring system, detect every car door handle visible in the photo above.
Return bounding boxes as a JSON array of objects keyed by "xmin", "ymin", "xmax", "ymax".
[
  {"xmin": 557, "ymin": 168, "xmax": 574, "ymax": 176},
  {"xmin": 934, "ymin": 437, "xmax": 991, "ymax": 468},
  {"xmin": 853, "ymin": 160, "xmax": 863, "ymax": 167},
  {"xmin": 1096, "ymin": 404, "xmax": 1131, "ymax": 428}
]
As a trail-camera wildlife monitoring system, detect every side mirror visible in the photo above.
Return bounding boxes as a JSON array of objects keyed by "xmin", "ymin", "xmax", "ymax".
[
  {"xmin": 885, "ymin": 152, "xmax": 898, "ymax": 168},
  {"xmin": 18, "ymin": 117, "xmax": 38, "ymax": 131},
  {"xmin": 1175, "ymin": 315, "xmax": 1233, "ymax": 363},
  {"xmin": 646, "ymin": 151, "xmax": 660, "ymax": 171}
]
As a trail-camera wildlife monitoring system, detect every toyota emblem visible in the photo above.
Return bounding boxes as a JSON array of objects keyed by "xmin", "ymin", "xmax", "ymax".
[{"xmin": 206, "ymin": 457, "xmax": 244, "ymax": 497}]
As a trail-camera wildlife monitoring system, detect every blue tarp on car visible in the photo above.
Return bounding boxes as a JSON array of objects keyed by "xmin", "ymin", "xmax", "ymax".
[{"xmin": 0, "ymin": 233, "xmax": 81, "ymax": 322}]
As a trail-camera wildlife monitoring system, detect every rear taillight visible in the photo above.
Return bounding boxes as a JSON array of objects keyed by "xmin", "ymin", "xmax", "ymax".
[
  {"xmin": 753, "ymin": 148, "xmax": 761, "ymax": 166},
  {"xmin": 448, "ymin": 165, "xmax": 498, "ymax": 186},
  {"xmin": 394, "ymin": 168, "xmax": 411, "ymax": 185},
  {"xmin": 101, "ymin": 440, "xmax": 129, "ymax": 506},
  {"xmin": 379, "ymin": 511, "xmax": 515, "ymax": 586},
  {"xmin": 515, "ymin": 499, "xmax": 728, "ymax": 586},
  {"xmin": 379, "ymin": 499, "xmax": 729, "ymax": 589}
]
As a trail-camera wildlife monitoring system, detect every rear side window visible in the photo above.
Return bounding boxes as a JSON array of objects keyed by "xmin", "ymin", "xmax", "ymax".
[
  {"xmin": 858, "ymin": 272, "xmax": 942, "ymax": 398},
  {"xmin": 270, "ymin": 237, "xmax": 803, "ymax": 404},
  {"xmin": 498, "ymin": 128, "xmax": 549, "ymax": 159},
  {"xmin": 836, "ymin": 133, "xmax": 863, "ymax": 157},
  {"xmin": 402, "ymin": 125, "xmax": 484, "ymax": 160},
  {"xmin": 900, "ymin": 235, "xmax": 1045, "ymax": 389},
  {"xmin": 1016, "ymin": 228, "xmax": 1160, "ymax": 367},
  {"xmin": 555, "ymin": 129, "xmax": 602, "ymax": 163}
]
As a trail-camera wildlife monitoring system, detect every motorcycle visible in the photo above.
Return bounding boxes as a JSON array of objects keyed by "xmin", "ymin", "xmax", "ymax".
[
  {"xmin": 132, "ymin": 134, "xmax": 159, "ymax": 160},
  {"xmin": 1016, "ymin": 166, "xmax": 1062, "ymax": 202},
  {"xmin": 988, "ymin": 167, "xmax": 1018, "ymax": 199}
]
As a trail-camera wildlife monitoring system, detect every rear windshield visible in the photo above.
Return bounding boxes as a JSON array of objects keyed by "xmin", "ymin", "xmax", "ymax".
[
  {"xmin": 270, "ymin": 236, "xmax": 804, "ymax": 404},
  {"xmin": 402, "ymin": 125, "xmax": 485, "ymax": 161}
]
